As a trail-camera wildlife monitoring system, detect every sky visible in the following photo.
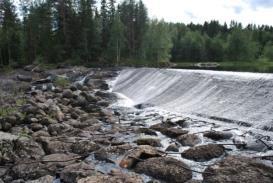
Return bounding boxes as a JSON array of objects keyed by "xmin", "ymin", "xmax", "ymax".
[{"xmin": 137, "ymin": 0, "xmax": 273, "ymax": 26}]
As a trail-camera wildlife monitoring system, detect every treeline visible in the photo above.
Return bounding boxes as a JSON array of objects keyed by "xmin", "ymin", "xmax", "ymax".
[{"xmin": 1, "ymin": 0, "xmax": 273, "ymax": 67}]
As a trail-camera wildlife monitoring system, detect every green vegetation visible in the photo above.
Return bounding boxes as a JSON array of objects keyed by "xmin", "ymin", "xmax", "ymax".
[
  {"xmin": 0, "ymin": 106, "xmax": 16, "ymax": 118},
  {"xmin": 0, "ymin": 0, "xmax": 273, "ymax": 72},
  {"xmin": 54, "ymin": 77, "xmax": 70, "ymax": 88}
]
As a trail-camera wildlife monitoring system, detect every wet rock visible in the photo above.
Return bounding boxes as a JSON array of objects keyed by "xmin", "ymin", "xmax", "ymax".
[
  {"xmin": 1, "ymin": 122, "xmax": 12, "ymax": 131},
  {"xmin": 150, "ymin": 122, "xmax": 176, "ymax": 131},
  {"xmin": 94, "ymin": 148, "xmax": 114, "ymax": 163},
  {"xmin": 61, "ymin": 162, "xmax": 95, "ymax": 183},
  {"xmin": 80, "ymin": 92, "xmax": 98, "ymax": 103},
  {"xmin": 161, "ymin": 128, "xmax": 189, "ymax": 138},
  {"xmin": 182, "ymin": 144, "xmax": 225, "ymax": 162},
  {"xmin": 107, "ymin": 144, "xmax": 133, "ymax": 155},
  {"xmin": 71, "ymin": 140, "xmax": 100, "ymax": 155},
  {"xmin": 78, "ymin": 172, "xmax": 143, "ymax": 183},
  {"xmin": 135, "ymin": 157, "xmax": 192, "ymax": 183},
  {"xmin": 120, "ymin": 145, "xmax": 163, "ymax": 169},
  {"xmin": 177, "ymin": 134, "xmax": 201, "ymax": 147},
  {"xmin": 166, "ymin": 144, "xmax": 179, "ymax": 152},
  {"xmin": 17, "ymin": 75, "xmax": 32, "ymax": 82},
  {"xmin": 134, "ymin": 138, "xmax": 162, "ymax": 147},
  {"xmin": 25, "ymin": 175, "xmax": 54, "ymax": 183},
  {"xmin": 203, "ymin": 156, "xmax": 273, "ymax": 183},
  {"xmin": 136, "ymin": 128, "xmax": 157, "ymax": 136},
  {"xmin": 32, "ymin": 130, "xmax": 50, "ymax": 138},
  {"xmin": 185, "ymin": 180, "xmax": 202, "ymax": 183},
  {"xmin": 203, "ymin": 131, "xmax": 233, "ymax": 141},
  {"xmin": 175, "ymin": 119, "xmax": 189, "ymax": 128},
  {"xmin": 62, "ymin": 89, "xmax": 74, "ymax": 99}
]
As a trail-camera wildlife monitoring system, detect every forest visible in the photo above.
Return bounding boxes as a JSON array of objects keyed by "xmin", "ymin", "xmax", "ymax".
[{"xmin": 1, "ymin": 0, "xmax": 273, "ymax": 68}]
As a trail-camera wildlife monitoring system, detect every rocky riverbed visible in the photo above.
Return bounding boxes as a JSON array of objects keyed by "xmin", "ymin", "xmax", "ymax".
[{"xmin": 0, "ymin": 66, "xmax": 273, "ymax": 183}]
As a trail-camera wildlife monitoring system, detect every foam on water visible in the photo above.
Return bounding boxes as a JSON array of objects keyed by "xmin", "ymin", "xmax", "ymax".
[{"xmin": 113, "ymin": 68, "xmax": 273, "ymax": 132}]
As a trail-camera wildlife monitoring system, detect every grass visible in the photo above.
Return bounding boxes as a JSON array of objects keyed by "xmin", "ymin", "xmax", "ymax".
[
  {"xmin": 0, "ymin": 107, "xmax": 17, "ymax": 118},
  {"xmin": 172, "ymin": 61, "xmax": 273, "ymax": 73},
  {"xmin": 54, "ymin": 77, "xmax": 70, "ymax": 88}
]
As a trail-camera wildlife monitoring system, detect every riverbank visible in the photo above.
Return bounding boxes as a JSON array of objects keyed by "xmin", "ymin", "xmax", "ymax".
[{"xmin": 0, "ymin": 66, "xmax": 273, "ymax": 183}]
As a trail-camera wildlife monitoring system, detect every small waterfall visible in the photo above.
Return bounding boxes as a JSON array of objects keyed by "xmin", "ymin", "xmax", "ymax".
[{"xmin": 113, "ymin": 68, "xmax": 273, "ymax": 132}]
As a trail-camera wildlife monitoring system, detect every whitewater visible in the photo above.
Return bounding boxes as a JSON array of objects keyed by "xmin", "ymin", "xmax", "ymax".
[{"xmin": 112, "ymin": 68, "xmax": 273, "ymax": 133}]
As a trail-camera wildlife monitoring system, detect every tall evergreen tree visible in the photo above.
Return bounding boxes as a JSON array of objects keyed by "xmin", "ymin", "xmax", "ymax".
[{"xmin": 0, "ymin": 0, "xmax": 21, "ymax": 66}]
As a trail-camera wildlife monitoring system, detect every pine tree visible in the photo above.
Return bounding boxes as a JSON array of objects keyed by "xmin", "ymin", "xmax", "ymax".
[
  {"xmin": 0, "ymin": 0, "xmax": 21, "ymax": 66},
  {"xmin": 107, "ymin": 11, "xmax": 125, "ymax": 65}
]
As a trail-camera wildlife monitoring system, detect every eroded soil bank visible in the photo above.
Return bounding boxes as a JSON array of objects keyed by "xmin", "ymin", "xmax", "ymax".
[{"xmin": 0, "ymin": 66, "xmax": 273, "ymax": 183}]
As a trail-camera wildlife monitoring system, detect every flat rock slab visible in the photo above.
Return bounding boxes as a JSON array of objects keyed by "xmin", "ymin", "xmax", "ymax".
[
  {"xmin": 119, "ymin": 145, "xmax": 163, "ymax": 169},
  {"xmin": 134, "ymin": 138, "xmax": 162, "ymax": 147},
  {"xmin": 135, "ymin": 157, "xmax": 192, "ymax": 183},
  {"xmin": 203, "ymin": 131, "xmax": 233, "ymax": 141},
  {"xmin": 203, "ymin": 156, "xmax": 273, "ymax": 183},
  {"xmin": 181, "ymin": 144, "xmax": 225, "ymax": 162},
  {"xmin": 177, "ymin": 134, "xmax": 201, "ymax": 147}
]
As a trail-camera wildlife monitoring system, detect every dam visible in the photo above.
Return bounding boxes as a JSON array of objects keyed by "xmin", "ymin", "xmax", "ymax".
[{"xmin": 113, "ymin": 68, "xmax": 273, "ymax": 133}]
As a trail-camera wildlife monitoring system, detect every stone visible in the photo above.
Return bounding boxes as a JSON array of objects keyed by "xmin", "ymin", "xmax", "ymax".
[
  {"xmin": 175, "ymin": 119, "xmax": 189, "ymax": 128},
  {"xmin": 136, "ymin": 128, "xmax": 157, "ymax": 136},
  {"xmin": 78, "ymin": 172, "xmax": 143, "ymax": 183},
  {"xmin": 134, "ymin": 138, "xmax": 162, "ymax": 147},
  {"xmin": 135, "ymin": 157, "xmax": 192, "ymax": 183},
  {"xmin": 161, "ymin": 128, "xmax": 189, "ymax": 138},
  {"xmin": 30, "ymin": 123, "xmax": 44, "ymax": 131},
  {"xmin": 17, "ymin": 75, "xmax": 32, "ymax": 82},
  {"xmin": 119, "ymin": 145, "xmax": 163, "ymax": 169},
  {"xmin": 177, "ymin": 134, "xmax": 201, "ymax": 147},
  {"xmin": 42, "ymin": 153, "xmax": 79, "ymax": 173},
  {"xmin": 181, "ymin": 144, "xmax": 225, "ymax": 162},
  {"xmin": 61, "ymin": 162, "xmax": 95, "ymax": 183},
  {"xmin": 71, "ymin": 140, "xmax": 100, "ymax": 155},
  {"xmin": 25, "ymin": 175, "xmax": 54, "ymax": 183},
  {"xmin": 62, "ymin": 89, "xmax": 74, "ymax": 99},
  {"xmin": 41, "ymin": 139, "xmax": 72, "ymax": 154},
  {"xmin": 203, "ymin": 156, "xmax": 273, "ymax": 183},
  {"xmin": 13, "ymin": 137, "xmax": 45, "ymax": 160},
  {"xmin": 11, "ymin": 163, "xmax": 49, "ymax": 180},
  {"xmin": 203, "ymin": 131, "xmax": 233, "ymax": 141},
  {"xmin": 166, "ymin": 144, "xmax": 179, "ymax": 152}
]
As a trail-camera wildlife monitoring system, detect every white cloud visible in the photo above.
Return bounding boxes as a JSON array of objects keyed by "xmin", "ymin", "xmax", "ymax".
[{"xmin": 139, "ymin": 0, "xmax": 273, "ymax": 26}]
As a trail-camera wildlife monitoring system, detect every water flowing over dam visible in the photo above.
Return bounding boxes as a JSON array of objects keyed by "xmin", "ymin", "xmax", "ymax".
[{"xmin": 113, "ymin": 68, "xmax": 273, "ymax": 132}]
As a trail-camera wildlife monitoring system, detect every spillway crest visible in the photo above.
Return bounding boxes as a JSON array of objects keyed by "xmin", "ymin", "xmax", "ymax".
[{"xmin": 113, "ymin": 68, "xmax": 273, "ymax": 131}]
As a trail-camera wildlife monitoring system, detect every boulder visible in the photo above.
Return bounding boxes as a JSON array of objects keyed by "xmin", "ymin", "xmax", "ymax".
[
  {"xmin": 119, "ymin": 145, "xmax": 163, "ymax": 169},
  {"xmin": 25, "ymin": 175, "xmax": 54, "ymax": 183},
  {"xmin": 177, "ymin": 134, "xmax": 201, "ymax": 147},
  {"xmin": 77, "ymin": 172, "xmax": 143, "ymax": 183},
  {"xmin": 203, "ymin": 131, "xmax": 233, "ymax": 141},
  {"xmin": 17, "ymin": 75, "xmax": 32, "ymax": 82},
  {"xmin": 135, "ymin": 157, "xmax": 192, "ymax": 183},
  {"xmin": 71, "ymin": 140, "xmax": 100, "ymax": 155},
  {"xmin": 62, "ymin": 89, "xmax": 74, "ymax": 99},
  {"xmin": 203, "ymin": 156, "xmax": 273, "ymax": 183},
  {"xmin": 161, "ymin": 128, "xmax": 189, "ymax": 138},
  {"xmin": 61, "ymin": 162, "xmax": 95, "ymax": 183},
  {"xmin": 30, "ymin": 123, "xmax": 44, "ymax": 131},
  {"xmin": 166, "ymin": 144, "xmax": 179, "ymax": 152},
  {"xmin": 136, "ymin": 128, "xmax": 157, "ymax": 136},
  {"xmin": 134, "ymin": 138, "xmax": 162, "ymax": 147},
  {"xmin": 11, "ymin": 162, "xmax": 49, "ymax": 180},
  {"xmin": 181, "ymin": 144, "xmax": 225, "ymax": 162}
]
